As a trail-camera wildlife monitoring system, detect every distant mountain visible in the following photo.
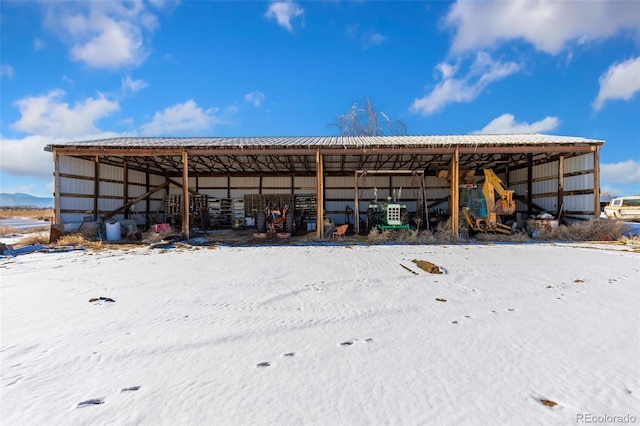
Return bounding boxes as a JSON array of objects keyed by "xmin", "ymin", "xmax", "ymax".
[{"xmin": 0, "ymin": 193, "xmax": 54, "ymax": 208}]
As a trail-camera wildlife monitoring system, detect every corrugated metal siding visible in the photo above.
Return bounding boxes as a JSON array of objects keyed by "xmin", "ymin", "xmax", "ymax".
[
  {"xmin": 262, "ymin": 176, "xmax": 291, "ymax": 189},
  {"xmin": 99, "ymin": 163, "xmax": 123, "ymax": 182},
  {"xmin": 59, "ymin": 156, "xmax": 93, "ymax": 176},
  {"xmin": 563, "ymin": 195, "xmax": 593, "ymax": 212},
  {"xmin": 60, "ymin": 196, "xmax": 93, "ymax": 212},
  {"xmin": 566, "ymin": 153, "xmax": 593, "ymax": 171},
  {"xmin": 565, "ymin": 174, "xmax": 593, "ymax": 191},
  {"xmin": 532, "ymin": 178, "xmax": 558, "ymax": 195},
  {"xmin": 128, "ymin": 169, "xmax": 146, "ymax": 185},
  {"xmin": 99, "ymin": 181, "xmax": 123, "ymax": 197},
  {"xmin": 60, "ymin": 177, "xmax": 93, "ymax": 194},
  {"xmin": 294, "ymin": 176, "xmax": 315, "ymax": 193}
]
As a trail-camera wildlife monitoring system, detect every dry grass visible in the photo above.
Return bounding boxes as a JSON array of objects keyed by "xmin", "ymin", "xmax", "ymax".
[
  {"xmin": 12, "ymin": 233, "xmax": 50, "ymax": 248},
  {"xmin": 0, "ymin": 208, "xmax": 54, "ymax": 221},
  {"xmin": 538, "ymin": 219, "xmax": 632, "ymax": 242},
  {"xmin": 0, "ymin": 225, "xmax": 51, "ymax": 236}
]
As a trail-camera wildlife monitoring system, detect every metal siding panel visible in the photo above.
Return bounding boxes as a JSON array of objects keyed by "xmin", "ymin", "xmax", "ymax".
[
  {"xmin": 262, "ymin": 176, "xmax": 291, "ymax": 189},
  {"xmin": 509, "ymin": 168, "xmax": 527, "ymax": 183},
  {"xmin": 61, "ymin": 213, "xmax": 86, "ymax": 224},
  {"xmin": 565, "ymin": 174, "xmax": 593, "ymax": 191},
  {"xmin": 60, "ymin": 177, "xmax": 93, "ymax": 194},
  {"xmin": 231, "ymin": 176, "xmax": 260, "ymax": 188},
  {"xmin": 128, "ymin": 169, "xmax": 146, "ymax": 185},
  {"xmin": 98, "ymin": 198, "xmax": 123, "ymax": 212},
  {"xmin": 99, "ymin": 181, "xmax": 123, "ymax": 197},
  {"xmin": 535, "ymin": 196, "xmax": 556, "ymax": 211},
  {"xmin": 196, "ymin": 176, "xmax": 227, "ymax": 188},
  {"xmin": 566, "ymin": 153, "xmax": 593, "ymax": 172},
  {"xmin": 294, "ymin": 176, "xmax": 316, "ymax": 193},
  {"xmin": 128, "ymin": 185, "xmax": 146, "ymax": 198},
  {"xmin": 99, "ymin": 163, "xmax": 123, "ymax": 182},
  {"xmin": 260, "ymin": 188, "xmax": 291, "ymax": 194},
  {"xmin": 564, "ymin": 194, "xmax": 592, "ymax": 212},
  {"xmin": 149, "ymin": 174, "xmax": 165, "ymax": 186},
  {"xmin": 230, "ymin": 189, "xmax": 254, "ymax": 199},
  {"xmin": 59, "ymin": 156, "xmax": 94, "ymax": 176},
  {"xmin": 60, "ymin": 196, "xmax": 93, "ymax": 211},
  {"xmin": 327, "ymin": 188, "xmax": 353, "ymax": 199},
  {"xmin": 533, "ymin": 161, "xmax": 559, "ymax": 179}
]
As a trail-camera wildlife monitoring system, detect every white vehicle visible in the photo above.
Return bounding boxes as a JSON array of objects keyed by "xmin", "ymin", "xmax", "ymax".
[{"xmin": 604, "ymin": 196, "xmax": 640, "ymax": 221}]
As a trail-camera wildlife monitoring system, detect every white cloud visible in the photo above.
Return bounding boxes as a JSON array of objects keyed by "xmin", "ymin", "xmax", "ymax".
[
  {"xmin": 0, "ymin": 132, "xmax": 118, "ymax": 181},
  {"xmin": 121, "ymin": 75, "xmax": 149, "ymax": 94},
  {"xmin": 592, "ymin": 56, "xmax": 640, "ymax": 111},
  {"xmin": 444, "ymin": 0, "xmax": 640, "ymax": 55},
  {"xmin": 473, "ymin": 113, "xmax": 559, "ymax": 134},
  {"xmin": 43, "ymin": 2, "xmax": 161, "ymax": 69},
  {"xmin": 265, "ymin": 1, "xmax": 304, "ymax": 32},
  {"xmin": 10, "ymin": 89, "xmax": 119, "ymax": 138},
  {"xmin": 410, "ymin": 52, "xmax": 520, "ymax": 115},
  {"xmin": 363, "ymin": 32, "xmax": 387, "ymax": 49},
  {"xmin": 601, "ymin": 160, "xmax": 640, "ymax": 185},
  {"xmin": 1, "ymin": 64, "xmax": 15, "ymax": 79},
  {"xmin": 140, "ymin": 100, "xmax": 232, "ymax": 135},
  {"xmin": 244, "ymin": 90, "xmax": 266, "ymax": 107}
]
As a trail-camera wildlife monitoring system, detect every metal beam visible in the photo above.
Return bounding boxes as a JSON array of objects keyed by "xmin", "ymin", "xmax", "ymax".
[
  {"xmin": 181, "ymin": 151, "xmax": 189, "ymax": 239},
  {"xmin": 316, "ymin": 149, "xmax": 324, "ymax": 239}
]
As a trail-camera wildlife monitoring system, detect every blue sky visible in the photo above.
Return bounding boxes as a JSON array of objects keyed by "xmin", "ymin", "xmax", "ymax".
[{"xmin": 1, "ymin": 0, "xmax": 639, "ymax": 198}]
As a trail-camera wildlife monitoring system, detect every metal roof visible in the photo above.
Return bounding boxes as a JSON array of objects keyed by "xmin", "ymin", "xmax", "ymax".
[{"xmin": 45, "ymin": 134, "xmax": 603, "ymax": 151}]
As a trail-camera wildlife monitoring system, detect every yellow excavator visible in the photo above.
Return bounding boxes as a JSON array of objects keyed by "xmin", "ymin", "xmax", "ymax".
[{"xmin": 460, "ymin": 169, "xmax": 516, "ymax": 234}]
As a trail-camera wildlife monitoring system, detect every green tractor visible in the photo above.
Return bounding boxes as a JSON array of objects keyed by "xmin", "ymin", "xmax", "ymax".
[{"xmin": 366, "ymin": 196, "xmax": 411, "ymax": 233}]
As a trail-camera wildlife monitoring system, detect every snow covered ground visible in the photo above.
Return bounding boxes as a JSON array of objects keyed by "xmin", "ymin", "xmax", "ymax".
[{"xmin": 1, "ymin": 241, "xmax": 639, "ymax": 425}]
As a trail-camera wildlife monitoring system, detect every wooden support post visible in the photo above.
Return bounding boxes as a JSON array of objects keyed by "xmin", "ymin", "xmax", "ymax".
[
  {"xmin": 54, "ymin": 151, "xmax": 61, "ymax": 224},
  {"xmin": 123, "ymin": 162, "xmax": 129, "ymax": 219},
  {"xmin": 557, "ymin": 155, "xmax": 564, "ymax": 219},
  {"xmin": 227, "ymin": 175, "xmax": 231, "ymax": 199},
  {"xmin": 145, "ymin": 169, "xmax": 150, "ymax": 229},
  {"xmin": 450, "ymin": 148, "xmax": 459, "ymax": 238},
  {"xmin": 93, "ymin": 156, "xmax": 99, "ymax": 221},
  {"xmin": 354, "ymin": 172, "xmax": 359, "ymax": 234},
  {"xmin": 181, "ymin": 150, "xmax": 189, "ymax": 239},
  {"xmin": 593, "ymin": 148, "xmax": 600, "ymax": 218},
  {"xmin": 527, "ymin": 154, "xmax": 533, "ymax": 216},
  {"xmin": 316, "ymin": 149, "xmax": 324, "ymax": 239}
]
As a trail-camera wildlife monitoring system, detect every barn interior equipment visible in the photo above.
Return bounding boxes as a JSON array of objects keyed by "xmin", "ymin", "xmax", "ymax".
[
  {"xmin": 460, "ymin": 169, "xmax": 516, "ymax": 234},
  {"xmin": 366, "ymin": 194, "xmax": 411, "ymax": 233}
]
